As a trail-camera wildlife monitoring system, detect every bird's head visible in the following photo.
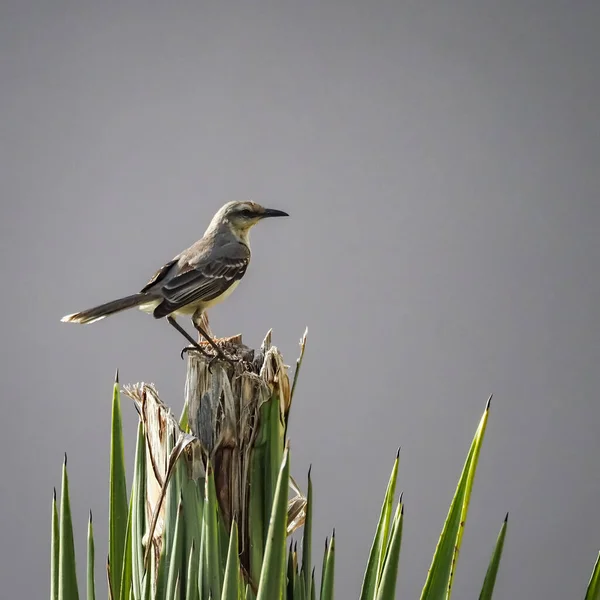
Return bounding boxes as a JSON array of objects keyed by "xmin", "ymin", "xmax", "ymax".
[{"xmin": 208, "ymin": 201, "xmax": 289, "ymax": 240}]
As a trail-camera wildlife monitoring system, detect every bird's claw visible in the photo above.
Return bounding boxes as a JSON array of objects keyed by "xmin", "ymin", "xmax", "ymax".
[
  {"xmin": 208, "ymin": 351, "xmax": 238, "ymax": 372},
  {"xmin": 180, "ymin": 345, "xmax": 238, "ymax": 372}
]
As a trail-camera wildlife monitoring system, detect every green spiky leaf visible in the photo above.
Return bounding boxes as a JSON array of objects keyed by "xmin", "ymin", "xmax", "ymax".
[
  {"xmin": 109, "ymin": 374, "xmax": 128, "ymax": 599},
  {"xmin": 221, "ymin": 520, "xmax": 240, "ymax": 600},
  {"xmin": 256, "ymin": 445, "xmax": 291, "ymax": 600},
  {"xmin": 51, "ymin": 488, "xmax": 60, "ymax": 600},
  {"xmin": 320, "ymin": 532, "xmax": 335, "ymax": 600},
  {"xmin": 359, "ymin": 450, "xmax": 400, "ymax": 600},
  {"xmin": 585, "ymin": 551, "xmax": 600, "ymax": 600},
  {"xmin": 87, "ymin": 511, "xmax": 96, "ymax": 600},
  {"xmin": 374, "ymin": 502, "xmax": 403, "ymax": 600},
  {"xmin": 302, "ymin": 467, "xmax": 313, "ymax": 599},
  {"xmin": 165, "ymin": 499, "xmax": 185, "ymax": 600},
  {"xmin": 204, "ymin": 465, "xmax": 222, "ymax": 600},
  {"xmin": 420, "ymin": 398, "xmax": 491, "ymax": 600},
  {"xmin": 58, "ymin": 455, "xmax": 79, "ymax": 600},
  {"xmin": 478, "ymin": 513, "xmax": 508, "ymax": 600}
]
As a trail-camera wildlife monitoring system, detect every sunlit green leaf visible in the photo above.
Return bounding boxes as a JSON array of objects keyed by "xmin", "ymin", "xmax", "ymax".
[
  {"xmin": 374, "ymin": 501, "xmax": 403, "ymax": 600},
  {"xmin": 420, "ymin": 398, "xmax": 491, "ymax": 600},
  {"xmin": 359, "ymin": 450, "xmax": 400, "ymax": 600},
  {"xmin": 585, "ymin": 551, "xmax": 600, "ymax": 600}
]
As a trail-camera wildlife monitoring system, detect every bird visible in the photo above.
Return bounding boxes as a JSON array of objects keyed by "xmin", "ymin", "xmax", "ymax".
[{"xmin": 61, "ymin": 201, "xmax": 289, "ymax": 362}]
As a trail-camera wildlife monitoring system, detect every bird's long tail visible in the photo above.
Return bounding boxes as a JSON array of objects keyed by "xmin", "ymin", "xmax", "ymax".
[{"xmin": 61, "ymin": 293, "xmax": 154, "ymax": 324}]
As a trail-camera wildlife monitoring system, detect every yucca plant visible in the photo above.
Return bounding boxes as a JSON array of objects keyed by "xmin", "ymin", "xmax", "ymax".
[{"xmin": 51, "ymin": 330, "xmax": 600, "ymax": 600}]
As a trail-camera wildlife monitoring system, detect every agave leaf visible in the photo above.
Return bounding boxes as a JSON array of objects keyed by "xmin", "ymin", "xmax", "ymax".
[
  {"xmin": 118, "ymin": 494, "xmax": 133, "ymax": 600},
  {"xmin": 154, "ymin": 543, "xmax": 167, "ymax": 600},
  {"xmin": 320, "ymin": 532, "xmax": 335, "ymax": 600},
  {"xmin": 109, "ymin": 373, "xmax": 128, "ymax": 599},
  {"xmin": 58, "ymin": 455, "xmax": 79, "ymax": 600},
  {"xmin": 359, "ymin": 450, "xmax": 400, "ymax": 600},
  {"xmin": 295, "ymin": 572, "xmax": 306, "ymax": 600},
  {"xmin": 131, "ymin": 421, "xmax": 146, "ymax": 600},
  {"xmin": 374, "ymin": 501, "xmax": 403, "ymax": 600},
  {"xmin": 86, "ymin": 511, "xmax": 95, "ymax": 600},
  {"xmin": 256, "ymin": 445, "xmax": 291, "ymax": 600},
  {"xmin": 266, "ymin": 392, "xmax": 284, "ymax": 529},
  {"xmin": 181, "ymin": 472, "xmax": 203, "ymax": 598},
  {"xmin": 185, "ymin": 541, "xmax": 199, "ymax": 600},
  {"xmin": 478, "ymin": 513, "xmax": 508, "ymax": 600},
  {"xmin": 248, "ymin": 441, "xmax": 265, "ymax": 581},
  {"xmin": 320, "ymin": 538, "xmax": 328, "ymax": 600},
  {"xmin": 204, "ymin": 463, "xmax": 222, "ymax": 600},
  {"xmin": 107, "ymin": 557, "xmax": 114, "ymax": 600},
  {"xmin": 420, "ymin": 397, "xmax": 492, "ymax": 600},
  {"xmin": 141, "ymin": 572, "xmax": 150, "ymax": 600},
  {"xmin": 165, "ymin": 499, "xmax": 184, "ymax": 600},
  {"xmin": 221, "ymin": 520, "xmax": 240, "ymax": 600},
  {"xmin": 287, "ymin": 539, "xmax": 295, "ymax": 600},
  {"xmin": 198, "ymin": 501, "xmax": 206, "ymax": 600},
  {"xmin": 143, "ymin": 431, "xmax": 202, "ymax": 569},
  {"xmin": 301, "ymin": 467, "xmax": 313, "ymax": 599},
  {"xmin": 51, "ymin": 488, "xmax": 59, "ymax": 600},
  {"xmin": 585, "ymin": 551, "xmax": 600, "ymax": 600},
  {"xmin": 164, "ymin": 430, "xmax": 179, "ymax": 559}
]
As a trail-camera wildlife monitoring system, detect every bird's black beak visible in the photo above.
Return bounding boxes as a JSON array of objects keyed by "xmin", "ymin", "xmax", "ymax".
[{"xmin": 261, "ymin": 208, "xmax": 289, "ymax": 218}]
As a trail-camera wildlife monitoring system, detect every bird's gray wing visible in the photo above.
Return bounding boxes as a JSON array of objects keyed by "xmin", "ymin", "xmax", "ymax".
[
  {"xmin": 151, "ymin": 242, "xmax": 250, "ymax": 318},
  {"xmin": 140, "ymin": 259, "xmax": 178, "ymax": 293}
]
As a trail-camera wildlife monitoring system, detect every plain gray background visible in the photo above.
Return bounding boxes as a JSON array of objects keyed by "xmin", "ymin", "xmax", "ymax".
[{"xmin": 1, "ymin": 1, "xmax": 599, "ymax": 598}]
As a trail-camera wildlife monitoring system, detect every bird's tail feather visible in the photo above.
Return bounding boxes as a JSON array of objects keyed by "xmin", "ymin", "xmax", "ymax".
[{"xmin": 61, "ymin": 293, "xmax": 153, "ymax": 324}]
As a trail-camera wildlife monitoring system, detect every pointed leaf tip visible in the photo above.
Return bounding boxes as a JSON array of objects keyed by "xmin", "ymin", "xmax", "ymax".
[
  {"xmin": 53, "ymin": 487, "xmax": 56, "ymax": 501},
  {"xmin": 399, "ymin": 491, "xmax": 404, "ymax": 503},
  {"xmin": 486, "ymin": 394, "xmax": 493, "ymax": 409},
  {"xmin": 332, "ymin": 528, "xmax": 335, "ymax": 539},
  {"xmin": 64, "ymin": 452, "xmax": 67, "ymax": 466},
  {"xmin": 504, "ymin": 512, "xmax": 509, "ymax": 522},
  {"xmin": 89, "ymin": 509, "xmax": 93, "ymax": 523},
  {"xmin": 114, "ymin": 368, "xmax": 119, "ymax": 383},
  {"xmin": 396, "ymin": 447, "xmax": 401, "ymax": 459},
  {"xmin": 308, "ymin": 464, "xmax": 312, "ymax": 479}
]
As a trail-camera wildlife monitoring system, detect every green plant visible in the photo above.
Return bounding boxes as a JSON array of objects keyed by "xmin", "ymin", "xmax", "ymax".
[{"xmin": 50, "ymin": 332, "xmax": 600, "ymax": 599}]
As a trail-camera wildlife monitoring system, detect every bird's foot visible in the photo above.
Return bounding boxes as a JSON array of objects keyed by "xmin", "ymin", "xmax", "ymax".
[
  {"xmin": 180, "ymin": 345, "xmax": 211, "ymax": 360},
  {"xmin": 181, "ymin": 345, "xmax": 238, "ymax": 372}
]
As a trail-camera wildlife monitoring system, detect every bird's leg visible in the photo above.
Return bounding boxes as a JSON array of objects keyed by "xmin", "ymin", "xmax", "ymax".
[
  {"xmin": 191, "ymin": 309, "xmax": 236, "ymax": 365},
  {"xmin": 166, "ymin": 316, "xmax": 212, "ymax": 360}
]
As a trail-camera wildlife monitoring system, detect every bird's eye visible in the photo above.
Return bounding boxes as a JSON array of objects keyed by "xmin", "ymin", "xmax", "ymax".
[{"xmin": 238, "ymin": 209, "xmax": 255, "ymax": 219}]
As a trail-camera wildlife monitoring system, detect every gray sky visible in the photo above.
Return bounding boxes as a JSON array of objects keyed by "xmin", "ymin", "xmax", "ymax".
[{"xmin": 1, "ymin": 1, "xmax": 599, "ymax": 598}]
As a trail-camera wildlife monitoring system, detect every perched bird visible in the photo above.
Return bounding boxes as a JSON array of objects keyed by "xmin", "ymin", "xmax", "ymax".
[{"xmin": 61, "ymin": 201, "xmax": 289, "ymax": 361}]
